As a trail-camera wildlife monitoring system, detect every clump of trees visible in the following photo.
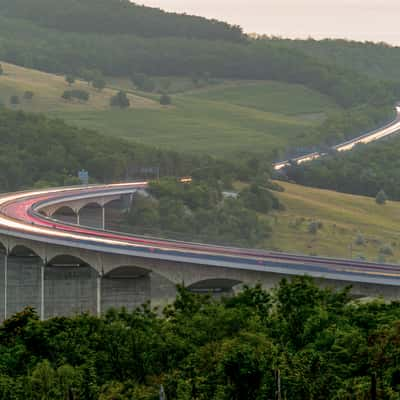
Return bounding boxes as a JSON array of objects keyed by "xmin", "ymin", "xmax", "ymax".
[
  {"xmin": 2, "ymin": 277, "xmax": 400, "ymax": 399},
  {"xmin": 62, "ymin": 89, "xmax": 89, "ymax": 101},
  {"xmin": 122, "ymin": 178, "xmax": 275, "ymax": 246},
  {"xmin": 110, "ymin": 90, "xmax": 130, "ymax": 108}
]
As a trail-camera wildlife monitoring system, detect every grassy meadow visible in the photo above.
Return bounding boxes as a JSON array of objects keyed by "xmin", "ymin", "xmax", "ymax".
[{"xmin": 268, "ymin": 181, "xmax": 400, "ymax": 263}]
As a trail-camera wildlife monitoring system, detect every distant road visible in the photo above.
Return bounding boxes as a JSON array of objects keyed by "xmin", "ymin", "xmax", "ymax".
[{"xmin": 274, "ymin": 105, "xmax": 400, "ymax": 171}]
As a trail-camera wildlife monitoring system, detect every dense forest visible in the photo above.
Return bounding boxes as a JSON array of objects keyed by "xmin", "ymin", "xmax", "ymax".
[
  {"xmin": 121, "ymin": 178, "xmax": 281, "ymax": 246},
  {"xmin": 1, "ymin": 277, "xmax": 400, "ymax": 399},
  {"xmin": 267, "ymin": 37, "xmax": 400, "ymax": 82},
  {"xmin": 284, "ymin": 135, "xmax": 400, "ymax": 200},
  {"xmin": 0, "ymin": 0, "xmax": 244, "ymax": 41}
]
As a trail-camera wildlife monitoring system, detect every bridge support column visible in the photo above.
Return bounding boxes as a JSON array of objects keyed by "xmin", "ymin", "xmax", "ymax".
[
  {"xmin": 76, "ymin": 211, "xmax": 80, "ymax": 226},
  {"xmin": 97, "ymin": 273, "xmax": 102, "ymax": 317},
  {"xmin": 3, "ymin": 251, "xmax": 8, "ymax": 321},
  {"xmin": 40, "ymin": 264, "xmax": 45, "ymax": 321},
  {"xmin": 101, "ymin": 206, "xmax": 105, "ymax": 230}
]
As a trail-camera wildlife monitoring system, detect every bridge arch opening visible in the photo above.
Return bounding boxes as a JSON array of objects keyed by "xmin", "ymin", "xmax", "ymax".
[
  {"xmin": 188, "ymin": 279, "xmax": 243, "ymax": 295},
  {"xmin": 78, "ymin": 202, "xmax": 102, "ymax": 229},
  {"xmin": 51, "ymin": 205, "xmax": 77, "ymax": 224},
  {"xmin": 6, "ymin": 245, "xmax": 43, "ymax": 319},
  {"xmin": 102, "ymin": 265, "xmax": 176, "ymax": 312},
  {"xmin": 103, "ymin": 198, "xmax": 124, "ymax": 231},
  {"xmin": 44, "ymin": 254, "xmax": 98, "ymax": 318},
  {"xmin": 10, "ymin": 244, "xmax": 42, "ymax": 259}
]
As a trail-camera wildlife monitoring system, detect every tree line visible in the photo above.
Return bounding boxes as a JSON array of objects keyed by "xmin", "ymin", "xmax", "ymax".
[
  {"xmin": 0, "ymin": 107, "xmax": 275, "ymax": 192},
  {"xmin": 1, "ymin": 277, "xmax": 400, "ymax": 399},
  {"xmin": 0, "ymin": 0, "xmax": 244, "ymax": 42}
]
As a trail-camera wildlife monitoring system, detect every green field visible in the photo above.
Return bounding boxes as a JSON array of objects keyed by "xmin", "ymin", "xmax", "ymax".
[
  {"xmin": 0, "ymin": 61, "xmax": 339, "ymax": 158},
  {"xmin": 268, "ymin": 181, "xmax": 400, "ymax": 263}
]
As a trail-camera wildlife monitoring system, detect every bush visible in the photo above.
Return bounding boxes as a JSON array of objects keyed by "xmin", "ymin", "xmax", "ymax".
[
  {"xmin": 65, "ymin": 74, "xmax": 75, "ymax": 85},
  {"xmin": 379, "ymin": 244, "xmax": 393, "ymax": 256},
  {"xmin": 160, "ymin": 94, "xmax": 172, "ymax": 105},
  {"xmin": 23, "ymin": 91, "xmax": 34, "ymax": 100},
  {"xmin": 130, "ymin": 72, "xmax": 155, "ymax": 92},
  {"xmin": 308, "ymin": 220, "xmax": 322, "ymax": 234},
  {"xmin": 376, "ymin": 189, "xmax": 387, "ymax": 205},
  {"xmin": 110, "ymin": 91, "xmax": 130, "ymax": 108},
  {"xmin": 355, "ymin": 233, "xmax": 365, "ymax": 246},
  {"xmin": 92, "ymin": 78, "xmax": 106, "ymax": 91},
  {"xmin": 62, "ymin": 89, "xmax": 89, "ymax": 102},
  {"xmin": 9, "ymin": 95, "xmax": 19, "ymax": 105}
]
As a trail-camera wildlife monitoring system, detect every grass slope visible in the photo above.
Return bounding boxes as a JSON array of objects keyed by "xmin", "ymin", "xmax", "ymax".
[
  {"xmin": 0, "ymin": 62, "xmax": 159, "ymax": 112},
  {"xmin": 0, "ymin": 61, "xmax": 339, "ymax": 158},
  {"xmin": 269, "ymin": 181, "xmax": 400, "ymax": 263}
]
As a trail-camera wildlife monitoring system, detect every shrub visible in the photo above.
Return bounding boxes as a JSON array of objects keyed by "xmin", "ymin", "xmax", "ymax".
[
  {"xmin": 65, "ymin": 74, "xmax": 75, "ymax": 85},
  {"xmin": 9, "ymin": 95, "xmax": 20, "ymax": 105},
  {"xmin": 160, "ymin": 94, "xmax": 172, "ymax": 106},
  {"xmin": 355, "ymin": 233, "xmax": 365, "ymax": 246},
  {"xmin": 23, "ymin": 91, "xmax": 34, "ymax": 100},
  {"xmin": 110, "ymin": 91, "xmax": 130, "ymax": 108},
  {"xmin": 62, "ymin": 89, "xmax": 89, "ymax": 102},
  {"xmin": 376, "ymin": 189, "xmax": 387, "ymax": 205},
  {"xmin": 379, "ymin": 244, "xmax": 393, "ymax": 256}
]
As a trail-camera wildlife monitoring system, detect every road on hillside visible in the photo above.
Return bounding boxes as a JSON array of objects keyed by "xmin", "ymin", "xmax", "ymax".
[{"xmin": 274, "ymin": 105, "xmax": 400, "ymax": 170}]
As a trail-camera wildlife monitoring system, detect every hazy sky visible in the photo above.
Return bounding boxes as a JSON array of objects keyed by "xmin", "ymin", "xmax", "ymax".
[{"xmin": 138, "ymin": 0, "xmax": 400, "ymax": 45}]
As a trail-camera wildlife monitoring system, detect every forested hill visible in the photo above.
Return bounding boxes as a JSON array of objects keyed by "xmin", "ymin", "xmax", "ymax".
[
  {"xmin": 267, "ymin": 37, "xmax": 400, "ymax": 82},
  {"xmin": 0, "ymin": 107, "xmax": 243, "ymax": 191},
  {"xmin": 0, "ymin": 0, "xmax": 243, "ymax": 41}
]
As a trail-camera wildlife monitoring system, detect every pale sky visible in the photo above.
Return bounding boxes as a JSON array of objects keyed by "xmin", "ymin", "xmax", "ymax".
[{"xmin": 138, "ymin": 0, "xmax": 400, "ymax": 45}]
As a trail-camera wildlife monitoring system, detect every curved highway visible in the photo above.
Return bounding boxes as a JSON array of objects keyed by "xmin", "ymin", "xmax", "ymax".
[
  {"xmin": 274, "ymin": 105, "xmax": 400, "ymax": 170},
  {"xmin": 0, "ymin": 183, "xmax": 400, "ymax": 286}
]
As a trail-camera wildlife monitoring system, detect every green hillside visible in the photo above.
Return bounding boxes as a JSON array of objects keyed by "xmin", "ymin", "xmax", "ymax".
[{"xmin": 0, "ymin": 62, "xmax": 339, "ymax": 158}]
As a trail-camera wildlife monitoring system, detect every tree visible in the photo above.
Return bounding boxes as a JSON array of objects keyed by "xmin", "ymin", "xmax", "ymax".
[
  {"xmin": 160, "ymin": 94, "xmax": 172, "ymax": 106},
  {"xmin": 23, "ymin": 91, "xmax": 34, "ymax": 100},
  {"xmin": 0, "ymin": 64, "xmax": 3, "ymax": 75},
  {"xmin": 65, "ymin": 74, "xmax": 75, "ymax": 86},
  {"xmin": 110, "ymin": 91, "xmax": 130, "ymax": 108},
  {"xmin": 92, "ymin": 78, "xmax": 106, "ymax": 91},
  {"xmin": 9, "ymin": 95, "xmax": 20, "ymax": 105},
  {"xmin": 375, "ymin": 189, "xmax": 387, "ymax": 205}
]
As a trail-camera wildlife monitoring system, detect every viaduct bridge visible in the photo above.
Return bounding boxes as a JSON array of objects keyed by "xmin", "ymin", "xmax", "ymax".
[{"xmin": 1, "ymin": 182, "xmax": 400, "ymax": 321}]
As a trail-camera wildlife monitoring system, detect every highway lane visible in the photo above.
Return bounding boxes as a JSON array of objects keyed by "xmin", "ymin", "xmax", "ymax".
[
  {"xmin": 274, "ymin": 105, "xmax": 400, "ymax": 171},
  {"xmin": 0, "ymin": 183, "xmax": 399, "ymax": 285}
]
